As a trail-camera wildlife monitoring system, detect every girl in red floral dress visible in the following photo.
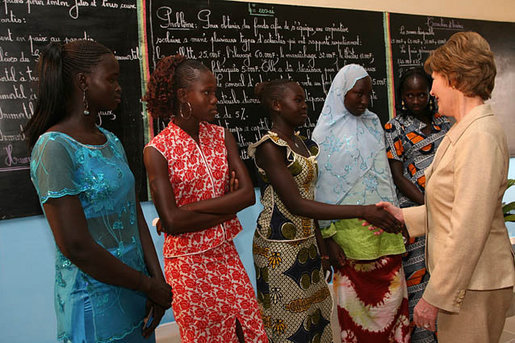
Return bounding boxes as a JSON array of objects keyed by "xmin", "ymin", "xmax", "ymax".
[{"xmin": 143, "ymin": 55, "xmax": 268, "ymax": 343}]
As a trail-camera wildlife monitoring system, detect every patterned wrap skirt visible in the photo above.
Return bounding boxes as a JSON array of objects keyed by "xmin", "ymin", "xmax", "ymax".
[
  {"xmin": 334, "ymin": 255, "xmax": 410, "ymax": 343},
  {"xmin": 164, "ymin": 240, "xmax": 268, "ymax": 343},
  {"xmin": 253, "ymin": 232, "xmax": 333, "ymax": 343}
]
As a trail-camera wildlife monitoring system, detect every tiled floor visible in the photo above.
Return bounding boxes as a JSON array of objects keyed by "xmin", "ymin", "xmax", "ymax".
[{"xmin": 156, "ymin": 312, "xmax": 515, "ymax": 342}]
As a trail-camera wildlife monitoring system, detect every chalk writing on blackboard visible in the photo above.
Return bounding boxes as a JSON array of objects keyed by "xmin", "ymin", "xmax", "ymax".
[
  {"xmin": 389, "ymin": 13, "xmax": 515, "ymax": 155},
  {"xmin": 0, "ymin": 0, "xmax": 145, "ymax": 219},
  {"xmin": 145, "ymin": 1, "xmax": 388, "ymax": 171}
]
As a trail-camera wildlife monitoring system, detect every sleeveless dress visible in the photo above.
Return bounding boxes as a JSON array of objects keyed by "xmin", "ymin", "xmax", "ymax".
[
  {"xmin": 30, "ymin": 128, "xmax": 153, "ymax": 343},
  {"xmin": 248, "ymin": 132, "xmax": 333, "ymax": 343},
  {"xmin": 146, "ymin": 120, "xmax": 267, "ymax": 343}
]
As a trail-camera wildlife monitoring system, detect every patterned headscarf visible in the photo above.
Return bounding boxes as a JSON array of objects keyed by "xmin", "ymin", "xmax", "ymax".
[{"xmin": 312, "ymin": 64, "xmax": 395, "ymax": 208}]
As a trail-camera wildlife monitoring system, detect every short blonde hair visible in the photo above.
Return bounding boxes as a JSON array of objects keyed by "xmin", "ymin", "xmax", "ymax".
[{"xmin": 424, "ymin": 32, "xmax": 496, "ymax": 100}]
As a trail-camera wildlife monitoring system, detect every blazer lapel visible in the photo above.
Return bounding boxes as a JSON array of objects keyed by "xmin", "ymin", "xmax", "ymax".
[
  {"xmin": 425, "ymin": 134, "xmax": 451, "ymax": 183},
  {"xmin": 428, "ymin": 104, "xmax": 494, "ymax": 183}
]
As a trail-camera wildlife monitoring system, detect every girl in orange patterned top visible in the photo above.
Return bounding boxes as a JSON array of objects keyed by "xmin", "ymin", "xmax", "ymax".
[{"xmin": 143, "ymin": 55, "xmax": 267, "ymax": 343}]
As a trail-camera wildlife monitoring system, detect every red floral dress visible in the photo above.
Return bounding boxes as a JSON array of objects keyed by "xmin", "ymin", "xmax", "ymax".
[{"xmin": 146, "ymin": 121, "xmax": 267, "ymax": 343}]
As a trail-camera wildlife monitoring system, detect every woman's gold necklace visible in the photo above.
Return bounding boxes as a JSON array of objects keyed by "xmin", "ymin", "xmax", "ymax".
[{"xmin": 272, "ymin": 128, "xmax": 300, "ymax": 148}]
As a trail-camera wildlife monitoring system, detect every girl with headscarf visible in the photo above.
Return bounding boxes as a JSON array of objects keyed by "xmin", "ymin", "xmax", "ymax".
[{"xmin": 313, "ymin": 64, "xmax": 410, "ymax": 342}]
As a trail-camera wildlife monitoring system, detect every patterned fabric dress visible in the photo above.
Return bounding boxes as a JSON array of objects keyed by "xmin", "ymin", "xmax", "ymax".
[
  {"xmin": 384, "ymin": 113, "xmax": 451, "ymax": 343},
  {"xmin": 248, "ymin": 132, "xmax": 333, "ymax": 343},
  {"xmin": 384, "ymin": 113, "xmax": 451, "ymax": 208},
  {"xmin": 313, "ymin": 64, "xmax": 410, "ymax": 343},
  {"xmin": 31, "ymin": 128, "xmax": 153, "ymax": 343},
  {"xmin": 146, "ymin": 120, "xmax": 267, "ymax": 343}
]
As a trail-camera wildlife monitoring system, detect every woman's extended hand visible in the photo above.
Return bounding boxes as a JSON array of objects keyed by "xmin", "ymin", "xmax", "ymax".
[
  {"xmin": 140, "ymin": 275, "xmax": 173, "ymax": 310},
  {"xmin": 376, "ymin": 201, "xmax": 405, "ymax": 223},
  {"xmin": 324, "ymin": 237, "xmax": 346, "ymax": 270},
  {"xmin": 413, "ymin": 297, "xmax": 439, "ymax": 332},
  {"xmin": 361, "ymin": 204, "xmax": 402, "ymax": 233}
]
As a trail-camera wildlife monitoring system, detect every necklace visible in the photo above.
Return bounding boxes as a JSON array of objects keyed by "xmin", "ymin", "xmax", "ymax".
[{"xmin": 271, "ymin": 128, "xmax": 300, "ymax": 148}]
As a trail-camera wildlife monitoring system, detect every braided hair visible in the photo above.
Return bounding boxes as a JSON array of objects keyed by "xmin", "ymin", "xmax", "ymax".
[
  {"xmin": 143, "ymin": 54, "xmax": 209, "ymax": 119},
  {"xmin": 24, "ymin": 40, "xmax": 112, "ymax": 148},
  {"xmin": 254, "ymin": 79, "xmax": 296, "ymax": 115}
]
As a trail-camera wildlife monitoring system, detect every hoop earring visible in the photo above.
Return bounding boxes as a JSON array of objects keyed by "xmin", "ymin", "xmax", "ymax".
[
  {"xmin": 82, "ymin": 88, "xmax": 90, "ymax": 116},
  {"xmin": 179, "ymin": 102, "xmax": 192, "ymax": 120},
  {"xmin": 401, "ymin": 100, "xmax": 407, "ymax": 111}
]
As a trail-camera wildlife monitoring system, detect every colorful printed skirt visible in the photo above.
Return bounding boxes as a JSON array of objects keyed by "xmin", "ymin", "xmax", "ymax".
[
  {"xmin": 253, "ymin": 232, "xmax": 333, "ymax": 343},
  {"xmin": 334, "ymin": 255, "xmax": 410, "ymax": 343},
  {"xmin": 164, "ymin": 240, "xmax": 268, "ymax": 343},
  {"xmin": 402, "ymin": 236, "xmax": 437, "ymax": 343}
]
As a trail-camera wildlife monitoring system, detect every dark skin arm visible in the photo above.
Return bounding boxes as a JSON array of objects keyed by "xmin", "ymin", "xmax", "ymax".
[
  {"xmin": 389, "ymin": 159, "xmax": 424, "ymax": 205},
  {"xmin": 144, "ymin": 147, "xmax": 234, "ymax": 235},
  {"xmin": 144, "ymin": 131, "xmax": 253, "ymax": 235},
  {"xmin": 314, "ymin": 221, "xmax": 328, "ymax": 257},
  {"xmin": 314, "ymin": 221, "xmax": 332, "ymax": 280},
  {"xmin": 324, "ymin": 237, "xmax": 347, "ymax": 270},
  {"xmin": 136, "ymin": 200, "xmax": 166, "ymax": 282},
  {"xmin": 153, "ymin": 170, "xmax": 241, "ymax": 235},
  {"xmin": 181, "ymin": 130, "xmax": 255, "ymax": 214},
  {"xmin": 135, "ymin": 200, "xmax": 170, "ymax": 337},
  {"xmin": 255, "ymin": 141, "xmax": 401, "ymax": 232},
  {"xmin": 42, "ymin": 195, "xmax": 172, "ymax": 309}
]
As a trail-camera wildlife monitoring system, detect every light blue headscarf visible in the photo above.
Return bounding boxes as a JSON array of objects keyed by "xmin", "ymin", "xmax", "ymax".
[{"xmin": 313, "ymin": 64, "xmax": 397, "ymax": 226}]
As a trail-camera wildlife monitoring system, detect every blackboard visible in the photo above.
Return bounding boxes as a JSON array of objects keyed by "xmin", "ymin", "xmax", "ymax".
[
  {"xmin": 2, "ymin": 1, "xmax": 514, "ymax": 219},
  {"xmin": 144, "ymin": 0, "xmax": 389, "ymax": 183},
  {"xmin": 0, "ymin": 0, "xmax": 146, "ymax": 219},
  {"xmin": 388, "ymin": 13, "xmax": 515, "ymax": 155}
]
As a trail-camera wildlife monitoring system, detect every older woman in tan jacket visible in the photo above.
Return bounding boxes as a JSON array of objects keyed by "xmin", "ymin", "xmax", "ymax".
[{"xmin": 380, "ymin": 31, "xmax": 515, "ymax": 342}]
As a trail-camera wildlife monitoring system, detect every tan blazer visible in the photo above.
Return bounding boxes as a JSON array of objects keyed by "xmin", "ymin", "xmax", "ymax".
[{"xmin": 403, "ymin": 104, "xmax": 515, "ymax": 313}]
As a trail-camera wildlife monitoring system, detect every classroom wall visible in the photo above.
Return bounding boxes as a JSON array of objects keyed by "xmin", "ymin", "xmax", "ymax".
[
  {"xmin": 0, "ymin": 193, "xmax": 263, "ymax": 343},
  {"xmin": 1, "ymin": 1, "xmax": 514, "ymax": 342}
]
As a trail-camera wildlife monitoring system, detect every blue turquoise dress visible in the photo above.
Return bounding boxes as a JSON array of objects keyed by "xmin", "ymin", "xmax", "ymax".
[{"xmin": 30, "ymin": 128, "xmax": 154, "ymax": 343}]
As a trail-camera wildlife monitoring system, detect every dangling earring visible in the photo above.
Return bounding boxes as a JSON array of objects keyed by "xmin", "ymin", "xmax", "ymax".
[
  {"xmin": 82, "ymin": 88, "xmax": 90, "ymax": 116},
  {"xmin": 179, "ymin": 102, "xmax": 192, "ymax": 120},
  {"xmin": 401, "ymin": 100, "xmax": 407, "ymax": 111},
  {"xmin": 429, "ymin": 98, "xmax": 434, "ymax": 111}
]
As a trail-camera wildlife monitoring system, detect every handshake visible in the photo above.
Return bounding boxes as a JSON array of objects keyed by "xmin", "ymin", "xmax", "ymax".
[{"xmin": 360, "ymin": 202, "xmax": 408, "ymax": 238}]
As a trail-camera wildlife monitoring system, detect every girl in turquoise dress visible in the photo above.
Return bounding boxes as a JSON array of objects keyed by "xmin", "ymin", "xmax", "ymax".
[{"xmin": 25, "ymin": 40, "xmax": 172, "ymax": 343}]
